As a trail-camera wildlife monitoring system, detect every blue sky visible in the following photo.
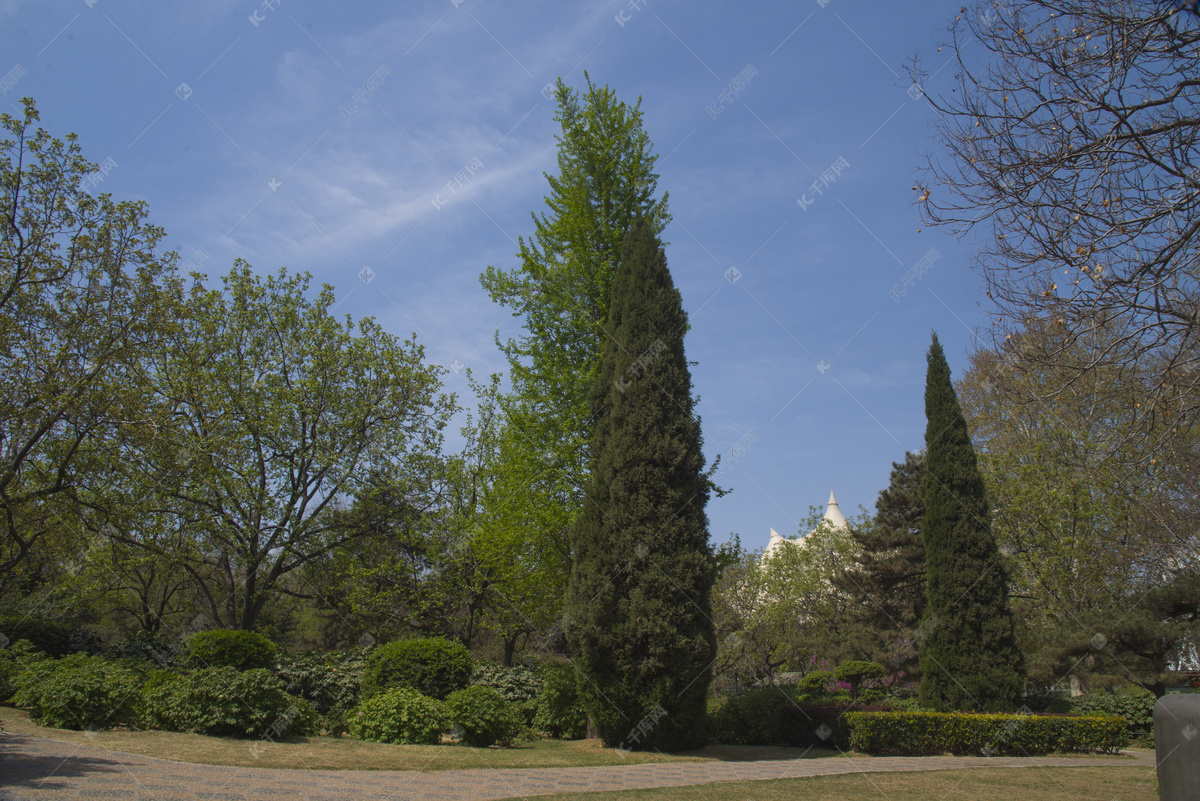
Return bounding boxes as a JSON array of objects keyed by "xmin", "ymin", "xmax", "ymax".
[{"xmin": 1, "ymin": 0, "xmax": 992, "ymax": 552}]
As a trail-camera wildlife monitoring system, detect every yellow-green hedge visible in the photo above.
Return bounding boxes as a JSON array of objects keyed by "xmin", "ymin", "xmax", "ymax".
[{"xmin": 846, "ymin": 710, "xmax": 1128, "ymax": 756}]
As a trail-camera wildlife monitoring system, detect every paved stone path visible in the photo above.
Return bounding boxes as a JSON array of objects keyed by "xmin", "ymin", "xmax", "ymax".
[{"xmin": 0, "ymin": 731, "xmax": 1154, "ymax": 800}]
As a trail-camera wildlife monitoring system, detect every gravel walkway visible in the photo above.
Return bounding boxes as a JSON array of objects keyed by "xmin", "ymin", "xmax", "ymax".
[{"xmin": 0, "ymin": 730, "xmax": 1154, "ymax": 800}]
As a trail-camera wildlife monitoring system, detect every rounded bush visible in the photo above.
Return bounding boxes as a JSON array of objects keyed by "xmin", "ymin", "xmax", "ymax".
[
  {"xmin": 349, "ymin": 688, "xmax": 448, "ymax": 744},
  {"xmin": 184, "ymin": 630, "xmax": 277, "ymax": 671},
  {"xmin": 13, "ymin": 654, "xmax": 143, "ymax": 730},
  {"xmin": 534, "ymin": 662, "xmax": 587, "ymax": 739},
  {"xmin": 446, "ymin": 685, "xmax": 524, "ymax": 747},
  {"xmin": 361, "ymin": 637, "xmax": 472, "ymax": 700},
  {"xmin": 142, "ymin": 666, "xmax": 312, "ymax": 738},
  {"xmin": 833, "ymin": 661, "xmax": 887, "ymax": 699},
  {"xmin": 796, "ymin": 669, "xmax": 833, "ymax": 699}
]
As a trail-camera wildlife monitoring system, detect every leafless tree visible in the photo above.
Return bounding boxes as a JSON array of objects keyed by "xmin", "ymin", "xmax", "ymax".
[{"xmin": 912, "ymin": 0, "xmax": 1200, "ymax": 452}]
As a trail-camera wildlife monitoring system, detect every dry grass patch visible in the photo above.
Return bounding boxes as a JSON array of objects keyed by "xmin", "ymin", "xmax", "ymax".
[
  {"xmin": 0, "ymin": 707, "xmax": 833, "ymax": 771},
  {"xmin": 497, "ymin": 766, "xmax": 1157, "ymax": 800}
]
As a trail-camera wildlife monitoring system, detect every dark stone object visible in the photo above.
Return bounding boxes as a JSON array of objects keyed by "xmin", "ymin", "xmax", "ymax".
[{"xmin": 1155, "ymin": 694, "xmax": 1200, "ymax": 801}]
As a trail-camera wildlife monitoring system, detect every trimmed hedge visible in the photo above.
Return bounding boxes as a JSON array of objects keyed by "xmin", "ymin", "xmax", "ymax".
[
  {"xmin": 361, "ymin": 637, "xmax": 472, "ymax": 700},
  {"xmin": 142, "ymin": 666, "xmax": 313, "ymax": 738},
  {"xmin": 779, "ymin": 703, "xmax": 896, "ymax": 749},
  {"xmin": 12, "ymin": 654, "xmax": 143, "ymax": 730},
  {"xmin": 1071, "ymin": 692, "xmax": 1155, "ymax": 733},
  {"xmin": 349, "ymin": 688, "xmax": 448, "ymax": 745},
  {"xmin": 184, "ymin": 630, "xmax": 277, "ymax": 671},
  {"xmin": 846, "ymin": 710, "xmax": 1129, "ymax": 756}
]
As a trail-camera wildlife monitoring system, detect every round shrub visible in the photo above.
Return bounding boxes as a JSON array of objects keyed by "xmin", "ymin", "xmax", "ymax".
[
  {"xmin": 446, "ymin": 685, "xmax": 524, "ymax": 747},
  {"xmin": 534, "ymin": 662, "xmax": 587, "ymax": 739},
  {"xmin": 361, "ymin": 637, "xmax": 472, "ymax": 700},
  {"xmin": 184, "ymin": 629, "xmax": 277, "ymax": 671},
  {"xmin": 13, "ymin": 654, "xmax": 143, "ymax": 730},
  {"xmin": 349, "ymin": 688, "xmax": 448, "ymax": 745},
  {"xmin": 142, "ymin": 666, "xmax": 312, "ymax": 738},
  {"xmin": 833, "ymin": 661, "xmax": 887, "ymax": 700},
  {"xmin": 708, "ymin": 687, "xmax": 792, "ymax": 745},
  {"xmin": 796, "ymin": 669, "xmax": 833, "ymax": 699}
]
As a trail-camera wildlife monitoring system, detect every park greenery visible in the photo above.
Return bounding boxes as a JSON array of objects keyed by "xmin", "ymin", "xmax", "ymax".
[{"xmin": 2, "ymin": 0, "xmax": 1199, "ymax": 760}]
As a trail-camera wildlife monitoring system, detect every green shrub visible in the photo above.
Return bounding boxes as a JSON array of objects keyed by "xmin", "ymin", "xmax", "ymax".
[
  {"xmin": 348, "ymin": 688, "xmax": 448, "ymax": 745},
  {"xmin": 0, "ymin": 640, "xmax": 49, "ymax": 703},
  {"xmin": 274, "ymin": 648, "xmax": 368, "ymax": 713},
  {"xmin": 1071, "ymin": 691, "xmax": 1155, "ymax": 733},
  {"xmin": 796, "ymin": 670, "xmax": 833, "ymax": 700},
  {"xmin": 101, "ymin": 632, "xmax": 185, "ymax": 668},
  {"xmin": 846, "ymin": 710, "xmax": 1129, "ymax": 756},
  {"xmin": 708, "ymin": 687, "xmax": 793, "ymax": 745},
  {"xmin": 471, "ymin": 663, "xmax": 541, "ymax": 726},
  {"xmin": 361, "ymin": 637, "xmax": 472, "ymax": 700},
  {"xmin": 446, "ymin": 685, "xmax": 525, "ymax": 747},
  {"xmin": 833, "ymin": 661, "xmax": 887, "ymax": 700},
  {"xmin": 184, "ymin": 630, "xmax": 277, "ymax": 671},
  {"xmin": 12, "ymin": 654, "xmax": 143, "ymax": 730},
  {"xmin": 534, "ymin": 662, "xmax": 588, "ymax": 739},
  {"xmin": 142, "ymin": 666, "xmax": 312, "ymax": 738},
  {"xmin": 0, "ymin": 618, "xmax": 78, "ymax": 657}
]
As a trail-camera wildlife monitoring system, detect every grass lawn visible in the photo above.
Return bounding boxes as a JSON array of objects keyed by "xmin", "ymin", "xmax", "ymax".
[
  {"xmin": 495, "ymin": 766, "xmax": 1158, "ymax": 801},
  {"xmin": 0, "ymin": 706, "xmax": 839, "ymax": 771}
]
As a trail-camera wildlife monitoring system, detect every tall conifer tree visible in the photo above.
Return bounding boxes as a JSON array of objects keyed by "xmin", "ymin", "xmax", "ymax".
[
  {"xmin": 918, "ymin": 333, "xmax": 1025, "ymax": 712},
  {"xmin": 566, "ymin": 218, "xmax": 715, "ymax": 751}
]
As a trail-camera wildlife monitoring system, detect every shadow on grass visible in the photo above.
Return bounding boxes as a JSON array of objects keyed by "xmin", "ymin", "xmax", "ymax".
[
  {"xmin": 677, "ymin": 744, "xmax": 844, "ymax": 762},
  {"xmin": 0, "ymin": 732, "xmax": 128, "ymax": 790}
]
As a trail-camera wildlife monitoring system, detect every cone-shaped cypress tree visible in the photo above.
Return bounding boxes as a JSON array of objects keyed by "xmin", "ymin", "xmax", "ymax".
[
  {"xmin": 566, "ymin": 218, "xmax": 715, "ymax": 751},
  {"xmin": 918, "ymin": 333, "xmax": 1025, "ymax": 712}
]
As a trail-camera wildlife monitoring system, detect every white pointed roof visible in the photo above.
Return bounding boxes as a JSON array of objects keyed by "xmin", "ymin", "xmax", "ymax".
[
  {"xmin": 762, "ymin": 491, "xmax": 848, "ymax": 559},
  {"xmin": 821, "ymin": 490, "xmax": 848, "ymax": 531}
]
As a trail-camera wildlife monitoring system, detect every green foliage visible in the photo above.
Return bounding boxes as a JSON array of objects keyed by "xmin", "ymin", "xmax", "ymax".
[
  {"xmin": 533, "ymin": 662, "xmax": 588, "ymax": 739},
  {"xmin": 185, "ymin": 630, "xmax": 277, "ymax": 671},
  {"xmin": 834, "ymin": 452, "xmax": 926, "ymax": 671},
  {"xmin": 348, "ymin": 688, "xmax": 448, "ymax": 745},
  {"xmin": 446, "ymin": 685, "xmax": 525, "ymax": 747},
  {"xmin": 1071, "ymin": 691, "xmax": 1155, "ymax": 733},
  {"xmin": 0, "ymin": 100, "xmax": 173, "ymax": 596},
  {"xmin": 566, "ymin": 219, "xmax": 716, "ymax": 752},
  {"xmin": 100, "ymin": 632, "xmax": 183, "ymax": 667},
  {"xmin": 846, "ymin": 710, "xmax": 1128, "ymax": 755},
  {"xmin": 707, "ymin": 688, "xmax": 793, "ymax": 745},
  {"xmin": 141, "ymin": 666, "xmax": 312, "ymax": 738},
  {"xmin": 796, "ymin": 670, "xmax": 833, "ymax": 699},
  {"xmin": 0, "ymin": 618, "xmax": 76, "ymax": 657},
  {"xmin": 0, "ymin": 639, "xmax": 48, "ymax": 703},
  {"xmin": 361, "ymin": 637, "xmax": 473, "ymax": 700},
  {"xmin": 470, "ymin": 662, "xmax": 541, "ymax": 726},
  {"xmin": 274, "ymin": 648, "xmax": 368, "ymax": 714},
  {"xmin": 12, "ymin": 654, "xmax": 142, "ymax": 730},
  {"xmin": 833, "ymin": 661, "xmax": 887, "ymax": 700},
  {"xmin": 919, "ymin": 333, "xmax": 1025, "ymax": 712}
]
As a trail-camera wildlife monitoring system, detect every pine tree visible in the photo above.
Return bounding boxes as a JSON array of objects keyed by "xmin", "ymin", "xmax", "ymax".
[
  {"xmin": 842, "ymin": 451, "xmax": 927, "ymax": 633},
  {"xmin": 918, "ymin": 333, "xmax": 1025, "ymax": 712},
  {"xmin": 566, "ymin": 218, "xmax": 715, "ymax": 751}
]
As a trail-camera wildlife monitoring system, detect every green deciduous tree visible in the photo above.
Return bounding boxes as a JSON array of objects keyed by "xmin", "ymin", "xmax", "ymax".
[
  {"xmin": 0, "ymin": 99, "xmax": 172, "ymax": 595},
  {"xmin": 480, "ymin": 75, "xmax": 669, "ymax": 557},
  {"xmin": 91, "ymin": 263, "xmax": 455, "ymax": 630},
  {"xmin": 918, "ymin": 333, "xmax": 1025, "ymax": 712},
  {"xmin": 566, "ymin": 219, "xmax": 714, "ymax": 751}
]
